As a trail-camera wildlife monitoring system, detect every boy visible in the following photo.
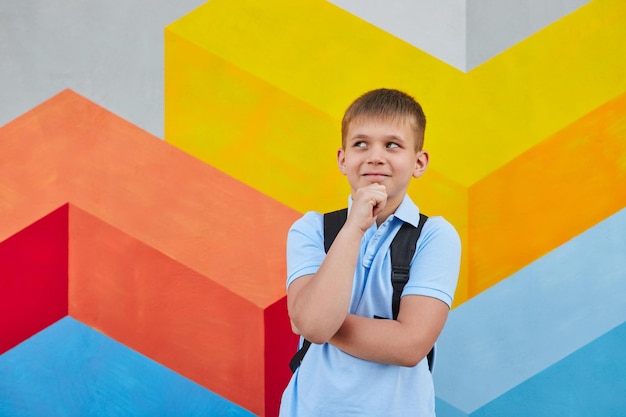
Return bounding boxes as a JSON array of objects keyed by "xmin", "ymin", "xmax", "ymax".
[{"xmin": 280, "ymin": 88, "xmax": 461, "ymax": 416}]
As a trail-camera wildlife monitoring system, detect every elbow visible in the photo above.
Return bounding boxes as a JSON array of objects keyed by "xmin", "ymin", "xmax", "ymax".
[
  {"xmin": 289, "ymin": 314, "xmax": 335, "ymax": 345},
  {"xmin": 395, "ymin": 343, "xmax": 431, "ymax": 368},
  {"xmin": 295, "ymin": 324, "xmax": 334, "ymax": 345},
  {"xmin": 398, "ymin": 354, "xmax": 422, "ymax": 368},
  {"xmin": 302, "ymin": 332, "xmax": 330, "ymax": 345}
]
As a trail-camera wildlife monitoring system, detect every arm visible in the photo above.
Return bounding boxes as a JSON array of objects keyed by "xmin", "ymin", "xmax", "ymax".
[
  {"xmin": 287, "ymin": 225, "xmax": 362, "ymax": 344},
  {"xmin": 329, "ymin": 295, "xmax": 449, "ymax": 367},
  {"xmin": 330, "ymin": 217, "xmax": 461, "ymax": 366},
  {"xmin": 288, "ymin": 184, "xmax": 387, "ymax": 344}
]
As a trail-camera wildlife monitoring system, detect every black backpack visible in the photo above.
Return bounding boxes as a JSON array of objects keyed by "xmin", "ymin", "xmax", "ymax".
[{"xmin": 289, "ymin": 208, "xmax": 434, "ymax": 373}]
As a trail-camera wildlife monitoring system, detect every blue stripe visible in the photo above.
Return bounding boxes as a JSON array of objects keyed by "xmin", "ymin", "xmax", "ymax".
[
  {"xmin": 479, "ymin": 320, "xmax": 626, "ymax": 416},
  {"xmin": 434, "ymin": 207, "xmax": 626, "ymax": 413},
  {"xmin": 0, "ymin": 317, "xmax": 255, "ymax": 417}
]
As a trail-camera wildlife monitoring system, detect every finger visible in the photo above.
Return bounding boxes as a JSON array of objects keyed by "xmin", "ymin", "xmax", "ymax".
[{"xmin": 372, "ymin": 195, "xmax": 386, "ymax": 217}]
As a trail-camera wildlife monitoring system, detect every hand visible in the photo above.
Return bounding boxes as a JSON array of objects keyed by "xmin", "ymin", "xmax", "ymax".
[{"xmin": 347, "ymin": 184, "xmax": 387, "ymax": 232}]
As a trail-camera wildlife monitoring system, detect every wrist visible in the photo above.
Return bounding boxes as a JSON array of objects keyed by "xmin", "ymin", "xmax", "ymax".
[{"xmin": 342, "ymin": 218, "xmax": 369, "ymax": 236}]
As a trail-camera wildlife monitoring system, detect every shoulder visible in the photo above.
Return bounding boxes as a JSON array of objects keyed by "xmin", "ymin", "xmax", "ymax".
[
  {"xmin": 423, "ymin": 215, "xmax": 458, "ymax": 235},
  {"xmin": 406, "ymin": 215, "xmax": 461, "ymax": 306},
  {"xmin": 286, "ymin": 212, "xmax": 327, "ymax": 286},
  {"xmin": 289, "ymin": 211, "xmax": 323, "ymax": 232},
  {"xmin": 419, "ymin": 215, "xmax": 461, "ymax": 251},
  {"xmin": 288, "ymin": 211, "xmax": 324, "ymax": 244}
]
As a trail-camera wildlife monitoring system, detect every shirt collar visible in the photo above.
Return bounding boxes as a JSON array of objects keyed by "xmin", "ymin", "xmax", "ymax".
[{"xmin": 392, "ymin": 195, "xmax": 421, "ymax": 227}]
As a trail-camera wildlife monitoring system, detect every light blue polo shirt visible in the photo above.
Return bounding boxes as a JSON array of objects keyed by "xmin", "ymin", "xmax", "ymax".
[{"xmin": 280, "ymin": 195, "xmax": 461, "ymax": 417}]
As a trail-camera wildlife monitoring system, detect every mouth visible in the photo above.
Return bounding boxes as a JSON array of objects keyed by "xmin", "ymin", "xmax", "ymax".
[{"xmin": 363, "ymin": 173, "xmax": 390, "ymax": 181}]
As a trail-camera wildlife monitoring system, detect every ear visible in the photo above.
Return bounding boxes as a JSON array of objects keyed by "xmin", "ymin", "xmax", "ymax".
[
  {"xmin": 337, "ymin": 148, "xmax": 347, "ymax": 175},
  {"xmin": 413, "ymin": 150, "xmax": 429, "ymax": 179}
]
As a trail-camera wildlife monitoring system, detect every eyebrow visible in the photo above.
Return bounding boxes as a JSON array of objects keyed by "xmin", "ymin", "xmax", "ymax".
[{"xmin": 350, "ymin": 133, "xmax": 405, "ymax": 142}]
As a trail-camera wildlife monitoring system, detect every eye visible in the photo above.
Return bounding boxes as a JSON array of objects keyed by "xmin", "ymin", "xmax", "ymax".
[
  {"xmin": 353, "ymin": 141, "xmax": 367, "ymax": 148},
  {"xmin": 386, "ymin": 142, "xmax": 400, "ymax": 149}
]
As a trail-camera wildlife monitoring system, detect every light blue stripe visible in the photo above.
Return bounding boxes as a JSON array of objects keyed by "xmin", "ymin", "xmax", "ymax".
[
  {"xmin": 478, "ymin": 320, "xmax": 626, "ymax": 416},
  {"xmin": 0, "ymin": 317, "xmax": 255, "ymax": 417},
  {"xmin": 434, "ymin": 207, "xmax": 626, "ymax": 413}
]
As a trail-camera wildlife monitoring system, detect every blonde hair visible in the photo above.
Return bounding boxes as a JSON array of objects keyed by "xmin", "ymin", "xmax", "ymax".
[{"xmin": 341, "ymin": 88, "xmax": 426, "ymax": 151}]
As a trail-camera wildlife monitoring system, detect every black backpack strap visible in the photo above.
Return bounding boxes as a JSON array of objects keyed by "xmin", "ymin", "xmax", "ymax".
[
  {"xmin": 324, "ymin": 209, "xmax": 348, "ymax": 252},
  {"xmin": 290, "ymin": 209, "xmax": 347, "ymax": 373},
  {"xmin": 289, "ymin": 339, "xmax": 311, "ymax": 373},
  {"xmin": 390, "ymin": 213, "xmax": 428, "ymax": 320},
  {"xmin": 390, "ymin": 213, "xmax": 434, "ymax": 372}
]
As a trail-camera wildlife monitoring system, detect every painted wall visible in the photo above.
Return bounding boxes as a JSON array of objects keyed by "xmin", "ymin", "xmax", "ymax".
[{"xmin": 1, "ymin": 1, "xmax": 625, "ymax": 416}]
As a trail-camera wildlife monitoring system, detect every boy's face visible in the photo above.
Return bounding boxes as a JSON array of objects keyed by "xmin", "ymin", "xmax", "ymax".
[{"xmin": 338, "ymin": 116, "xmax": 428, "ymax": 209}]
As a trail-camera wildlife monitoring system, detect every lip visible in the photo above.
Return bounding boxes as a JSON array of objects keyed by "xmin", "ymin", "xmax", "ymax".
[{"xmin": 363, "ymin": 173, "xmax": 390, "ymax": 181}]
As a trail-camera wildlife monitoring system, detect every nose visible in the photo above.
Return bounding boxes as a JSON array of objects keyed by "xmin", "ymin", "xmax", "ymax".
[{"xmin": 367, "ymin": 146, "xmax": 385, "ymax": 164}]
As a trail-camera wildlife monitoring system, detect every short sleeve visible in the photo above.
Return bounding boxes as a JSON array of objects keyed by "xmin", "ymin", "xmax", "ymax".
[
  {"xmin": 402, "ymin": 216, "xmax": 461, "ymax": 308},
  {"xmin": 286, "ymin": 211, "xmax": 326, "ymax": 289}
]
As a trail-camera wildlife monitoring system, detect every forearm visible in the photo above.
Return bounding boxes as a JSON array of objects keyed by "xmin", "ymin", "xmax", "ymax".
[
  {"xmin": 328, "ymin": 315, "xmax": 429, "ymax": 367},
  {"xmin": 329, "ymin": 297, "xmax": 449, "ymax": 367},
  {"xmin": 289, "ymin": 184, "xmax": 390, "ymax": 344},
  {"xmin": 288, "ymin": 224, "xmax": 364, "ymax": 344}
]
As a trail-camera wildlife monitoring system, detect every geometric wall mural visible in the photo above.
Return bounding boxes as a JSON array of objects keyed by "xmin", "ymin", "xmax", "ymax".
[
  {"xmin": 435, "ymin": 206, "xmax": 626, "ymax": 415},
  {"xmin": 2, "ymin": 0, "xmax": 626, "ymax": 415},
  {"xmin": 0, "ymin": 90, "xmax": 299, "ymax": 416},
  {"xmin": 164, "ymin": 0, "xmax": 626, "ymax": 306}
]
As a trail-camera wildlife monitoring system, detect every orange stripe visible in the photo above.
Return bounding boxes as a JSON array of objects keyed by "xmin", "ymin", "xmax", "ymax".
[
  {"xmin": 0, "ymin": 89, "xmax": 301, "ymax": 416},
  {"xmin": 468, "ymin": 91, "xmax": 626, "ymax": 296},
  {"xmin": 69, "ymin": 206, "xmax": 267, "ymax": 415},
  {"xmin": 1, "ymin": 89, "xmax": 300, "ymax": 308}
]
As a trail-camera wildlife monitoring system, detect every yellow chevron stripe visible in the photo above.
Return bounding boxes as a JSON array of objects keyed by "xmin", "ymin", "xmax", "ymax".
[
  {"xmin": 164, "ymin": 0, "xmax": 626, "ymax": 304},
  {"xmin": 165, "ymin": 0, "xmax": 626, "ymax": 186}
]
